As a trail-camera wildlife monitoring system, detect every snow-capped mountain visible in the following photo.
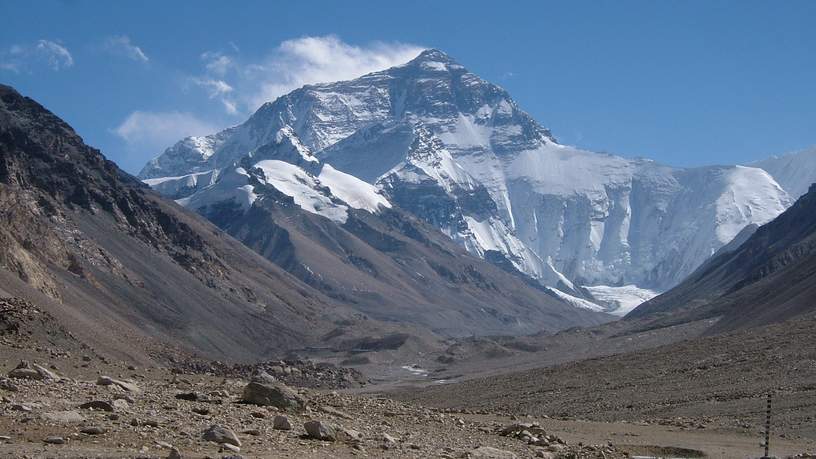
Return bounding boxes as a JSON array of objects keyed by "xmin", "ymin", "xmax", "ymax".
[
  {"xmin": 141, "ymin": 49, "xmax": 804, "ymax": 312},
  {"xmin": 753, "ymin": 147, "xmax": 816, "ymax": 199}
]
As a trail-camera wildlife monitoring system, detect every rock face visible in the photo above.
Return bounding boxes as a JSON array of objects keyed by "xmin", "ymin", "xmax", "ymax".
[
  {"xmin": 141, "ymin": 49, "xmax": 802, "ymax": 312},
  {"xmin": 241, "ymin": 381, "xmax": 306, "ymax": 410}
]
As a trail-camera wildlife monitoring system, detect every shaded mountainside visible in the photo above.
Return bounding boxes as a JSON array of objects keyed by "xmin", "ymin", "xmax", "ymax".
[
  {"xmin": 0, "ymin": 84, "xmax": 398, "ymax": 362},
  {"xmin": 627, "ymin": 182, "xmax": 816, "ymax": 333}
]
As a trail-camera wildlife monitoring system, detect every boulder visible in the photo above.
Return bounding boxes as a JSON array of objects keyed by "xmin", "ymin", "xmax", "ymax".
[
  {"xmin": 202, "ymin": 424, "xmax": 241, "ymax": 447},
  {"xmin": 273, "ymin": 415, "xmax": 292, "ymax": 430},
  {"xmin": 241, "ymin": 381, "xmax": 305, "ymax": 410},
  {"xmin": 303, "ymin": 420, "xmax": 336, "ymax": 441},
  {"xmin": 97, "ymin": 376, "xmax": 141, "ymax": 393},
  {"xmin": 8, "ymin": 360, "xmax": 58, "ymax": 381}
]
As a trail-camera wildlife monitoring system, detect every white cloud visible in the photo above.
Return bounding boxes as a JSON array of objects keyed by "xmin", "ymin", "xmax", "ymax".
[
  {"xmin": 0, "ymin": 39, "xmax": 73, "ymax": 72},
  {"xmin": 201, "ymin": 51, "xmax": 233, "ymax": 76},
  {"xmin": 113, "ymin": 111, "xmax": 218, "ymax": 154},
  {"xmin": 245, "ymin": 35, "xmax": 424, "ymax": 109},
  {"xmin": 190, "ymin": 77, "xmax": 237, "ymax": 114},
  {"xmin": 193, "ymin": 36, "xmax": 424, "ymax": 114},
  {"xmin": 104, "ymin": 35, "xmax": 149, "ymax": 63}
]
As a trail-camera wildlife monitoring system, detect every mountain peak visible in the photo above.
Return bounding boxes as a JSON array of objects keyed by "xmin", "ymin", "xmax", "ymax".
[{"xmin": 406, "ymin": 48, "xmax": 461, "ymax": 68}]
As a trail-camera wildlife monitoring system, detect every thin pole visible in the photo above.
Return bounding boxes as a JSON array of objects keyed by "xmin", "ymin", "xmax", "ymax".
[{"xmin": 764, "ymin": 392, "xmax": 772, "ymax": 458}]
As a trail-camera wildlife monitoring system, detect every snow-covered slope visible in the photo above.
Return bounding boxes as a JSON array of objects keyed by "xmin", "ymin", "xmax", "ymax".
[
  {"xmin": 141, "ymin": 48, "xmax": 797, "ymax": 308},
  {"xmin": 753, "ymin": 147, "xmax": 816, "ymax": 199}
]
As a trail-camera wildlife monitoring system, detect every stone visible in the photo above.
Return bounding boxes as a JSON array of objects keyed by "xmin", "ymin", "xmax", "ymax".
[
  {"xmin": 241, "ymin": 381, "xmax": 306, "ymax": 410},
  {"xmin": 202, "ymin": 424, "xmax": 241, "ymax": 447},
  {"xmin": 250, "ymin": 370, "xmax": 277, "ymax": 384},
  {"xmin": 80, "ymin": 426, "xmax": 106, "ymax": 435},
  {"xmin": 337, "ymin": 428, "xmax": 362, "ymax": 443},
  {"xmin": 43, "ymin": 436, "xmax": 65, "ymax": 444},
  {"xmin": 303, "ymin": 420, "xmax": 336, "ymax": 441},
  {"xmin": 464, "ymin": 446, "xmax": 518, "ymax": 459},
  {"xmin": 11, "ymin": 404, "xmax": 31, "ymax": 412},
  {"xmin": 220, "ymin": 443, "xmax": 241, "ymax": 453},
  {"xmin": 175, "ymin": 392, "xmax": 199, "ymax": 401},
  {"xmin": 79, "ymin": 400, "xmax": 115, "ymax": 412},
  {"xmin": 381, "ymin": 433, "xmax": 397, "ymax": 448},
  {"xmin": 167, "ymin": 447, "xmax": 182, "ymax": 459},
  {"xmin": 273, "ymin": 415, "xmax": 292, "ymax": 430},
  {"xmin": 112, "ymin": 399, "xmax": 130, "ymax": 410}
]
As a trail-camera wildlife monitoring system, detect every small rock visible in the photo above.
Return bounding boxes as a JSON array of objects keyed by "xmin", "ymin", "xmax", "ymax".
[
  {"xmin": 192, "ymin": 407, "xmax": 210, "ymax": 415},
  {"xmin": 43, "ymin": 436, "xmax": 65, "ymax": 445},
  {"xmin": 202, "ymin": 424, "xmax": 241, "ymax": 447},
  {"xmin": 11, "ymin": 404, "xmax": 31, "ymax": 412},
  {"xmin": 167, "ymin": 447, "xmax": 182, "ymax": 459},
  {"xmin": 242, "ymin": 428, "xmax": 260, "ymax": 436},
  {"xmin": 381, "ymin": 433, "xmax": 397, "ymax": 449},
  {"xmin": 220, "ymin": 443, "xmax": 241, "ymax": 453},
  {"xmin": 273, "ymin": 415, "xmax": 292, "ymax": 430},
  {"xmin": 112, "ymin": 399, "xmax": 129, "ymax": 410},
  {"xmin": 175, "ymin": 392, "xmax": 199, "ymax": 401},
  {"xmin": 303, "ymin": 420, "xmax": 336, "ymax": 441},
  {"xmin": 79, "ymin": 400, "xmax": 115, "ymax": 412},
  {"xmin": 337, "ymin": 428, "xmax": 362, "ymax": 443},
  {"xmin": 80, "ymin": 426, "xmax": 106, "ymax": 435}
]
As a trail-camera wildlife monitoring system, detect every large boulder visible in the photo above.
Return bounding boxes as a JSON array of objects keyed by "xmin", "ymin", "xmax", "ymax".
[
  {"xmin": 303, "ymin": 420, "xmax": 336, "ymax": 441},
  {"xmin": 202, "ymin": 424, "xmax": 241, "ymax": 447},
  {"xmin": 8, "ymin": 360, "xmax": 58, "ymax": 381},
  {"xmin": 241, "ymin": 381, "xmax": 306, "ymax": 410}
]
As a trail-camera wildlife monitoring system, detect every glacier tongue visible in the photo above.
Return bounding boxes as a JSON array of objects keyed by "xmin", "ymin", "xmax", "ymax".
[{"xmin": 140, "ymin": 48, "xmax": 806, "ymax": 310}]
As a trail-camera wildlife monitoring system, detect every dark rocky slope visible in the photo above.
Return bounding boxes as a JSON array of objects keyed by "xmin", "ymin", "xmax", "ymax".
[{"xmin": 0, "ymin": 84, "xmax": 388, "ymax": 362}]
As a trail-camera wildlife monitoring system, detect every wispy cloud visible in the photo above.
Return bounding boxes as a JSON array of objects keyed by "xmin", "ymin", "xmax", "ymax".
[
  {"xmin": 113, "ymin": 110, "xmax": 218, "ymax": 156},
  {"xmin": 103, "ymin": 35, "xmax": 149, "ymax": 63},
  {"xmin": 190, "ymin": 77, "xmax": 237, "ymax": 114},
  {"xmin": 193, "ymin": 35, "xmax": 424, "ymax": 115},
  {"xmin": 0, "ymin": 39, "xmax": 73, "ymax": 72}
]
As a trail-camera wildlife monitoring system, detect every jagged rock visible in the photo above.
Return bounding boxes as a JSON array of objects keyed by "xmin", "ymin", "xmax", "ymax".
[
  {"xmin": 11, "ymin": 404, "xmax": 31, "ymax": 412},
  {"xmin": 273, "ymin": 415, "xmax": 292, "ymax": 430},
  {"xmin": 202, "ymin": 424, "xmax": 241, "ymax": 447},
  {"xmin": 167, "ymin": 447, "xmax": 182, "ymax": 459},
  {"xmin": 241, "ymin": 381, "xmax": 305, "ymax": 410},
  {"xmin": 97, "ymin": 376, "xmax": 141, "ymax": 393},
  {"xmin": 303, "ymin": 420, "xmax": 336, "ymax": 441},
  {"xmin": 80, "ymin": 426, "xmax": 106, "ymax": 435},
  {"xmin": 463, "ymin": 446, "xmax": 518, "ymax": 459},
  {"xmin": 8, "ymin": 360, "xmax": 57, "ymax": 381},
  {"xmin": 79, "ymin": 400, "xmax": 115, "ymax": 412}
]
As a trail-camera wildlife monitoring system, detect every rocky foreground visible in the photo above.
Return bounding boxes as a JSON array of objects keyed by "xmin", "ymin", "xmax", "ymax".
[{"xmin": 0, "ymin": 353, "xmax": 636, "ymax": 459}]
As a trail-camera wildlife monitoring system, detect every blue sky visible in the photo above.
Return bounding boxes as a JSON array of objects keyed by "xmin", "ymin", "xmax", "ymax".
[{"xmin": 1, "ymin": 1, "xmax": 814, "ymax": 174}]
